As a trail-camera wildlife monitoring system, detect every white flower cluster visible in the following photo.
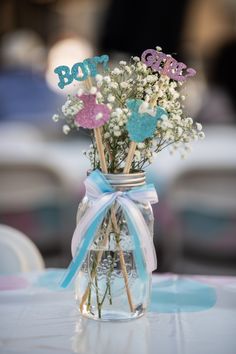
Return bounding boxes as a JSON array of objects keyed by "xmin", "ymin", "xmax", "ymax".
[
  {"xmin": 52, "ymin": 50, "xmax": 204, "ymax": 171},
  {"xmin": 62, "ymin": 96, "xmax": 83, "ymax": 117},
  {"xmin": 90, "ymin": 58, "xmax": 204, "ymax": 169},
  {"xmin": 52, "ymin": 95, "xmax": 84, "ymax": 135}
]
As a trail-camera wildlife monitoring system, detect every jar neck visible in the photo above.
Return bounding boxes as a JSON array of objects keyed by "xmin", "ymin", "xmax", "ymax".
[{"xmin": 103, "ymin": 171, "xmax": 146, "ymax": 190}]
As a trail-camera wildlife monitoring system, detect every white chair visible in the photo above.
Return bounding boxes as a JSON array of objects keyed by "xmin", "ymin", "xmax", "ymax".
[
  {"xmin": 0, "ymin": 122, "xmax": 44, "ymax": 143},
  {"xmin": 163, "ymin": 166, "xmax": 236, "ymax": 275},
  {"xmin": 0, "ymin": 161, "xmax": 70, "ymax": 251},
  {"xmin": 0, "ymin": 224, "xmax": 45, "ymax": 274}
]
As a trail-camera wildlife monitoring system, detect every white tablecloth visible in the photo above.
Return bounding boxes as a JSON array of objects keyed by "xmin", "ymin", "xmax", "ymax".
[{"xmin": 0, "ymin": 270, "xmax": 236, "ymax": 354}]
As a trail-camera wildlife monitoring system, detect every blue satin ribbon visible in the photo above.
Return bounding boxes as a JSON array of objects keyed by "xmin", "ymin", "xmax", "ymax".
[{"xmin": 60, "ymin": 170, "xmax": 158, "ymax": 288}]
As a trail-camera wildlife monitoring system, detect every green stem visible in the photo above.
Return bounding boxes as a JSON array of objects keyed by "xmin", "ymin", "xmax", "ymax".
[
  {"xmin": 100, "ymin": 251, "xmax": 116, "ymax": 307},
  {"xmin": 94, "ymin": 274, "xmax": 101, "ymax": 318},
  {"xmin": 100, "ymin": 282, "xmax": 109, "ymax": 307},
  {"xmin": 108, "ymin": 282, "xmax": 112, "ymax": 305},
  {"xmin": 86, "ymin": 286, "xmax": 91, "ymax": 312}
]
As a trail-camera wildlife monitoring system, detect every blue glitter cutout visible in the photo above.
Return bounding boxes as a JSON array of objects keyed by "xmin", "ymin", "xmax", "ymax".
[
  {"xmin": 83, "ymin": 58, "xmax": 98, "ymax": 77},
  {"xmin": 72, "ymin": 62, "xmax": 88, "ymax": 82},
  {"xmin": 54, "ymin": 55, "xmax": 110, "ymax": 89},
  {"xmin": 94, "ymin": 55, "xmax": 109, "ymax": 71},
  {"xmin": 83, "ymin": 55, "xmax": 109, "ymax": 77},
  {"xmin": 54, "ymin": 65, "xmax": 73, "ymax": 89},
  {"xmin": 126, "ymin": 99, "xmax": 167, "ymax": 143}
]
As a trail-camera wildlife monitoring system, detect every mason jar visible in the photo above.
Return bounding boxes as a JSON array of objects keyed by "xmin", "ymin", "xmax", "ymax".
[{"xmin": 74, "ymin": 172, "xmax": 154, "ymax": 321}]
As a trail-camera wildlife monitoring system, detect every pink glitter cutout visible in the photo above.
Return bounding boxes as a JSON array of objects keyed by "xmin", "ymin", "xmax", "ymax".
[
  {"xmin": 75, "ymin": 94, "xmax": 110, "ymax": 129},
  {"xmin": 141, "ymin": 49, "xmax": 196, "ymax": 81}
]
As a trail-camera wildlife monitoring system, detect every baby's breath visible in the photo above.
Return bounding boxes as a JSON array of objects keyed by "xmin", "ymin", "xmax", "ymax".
[{"xmin": 52, "ymin": 48, "xmax": 204, "ymax": 172}]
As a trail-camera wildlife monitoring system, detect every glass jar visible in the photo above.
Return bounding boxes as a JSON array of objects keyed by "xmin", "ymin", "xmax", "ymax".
[{"xmin": 75, "ymin": 172, "xmax": 154, "ymax": 321}]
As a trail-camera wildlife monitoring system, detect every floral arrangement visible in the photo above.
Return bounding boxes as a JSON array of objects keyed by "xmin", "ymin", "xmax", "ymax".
[
  {"xmin": 52, "ymin": 47, "xmax": 205, "ymax": 320},
  {"xmin": 52, "ymin": 47, "xmax": 204, "ymax": 173}
]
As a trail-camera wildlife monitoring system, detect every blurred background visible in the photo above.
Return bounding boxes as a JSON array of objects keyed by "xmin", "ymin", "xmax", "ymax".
[{"xmin": 0, "ymin": 0, "xmax": 236, "ymax": 275}]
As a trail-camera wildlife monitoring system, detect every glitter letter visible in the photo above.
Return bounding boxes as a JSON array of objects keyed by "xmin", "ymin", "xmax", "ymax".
[
  {"xmin": 72, "ymin": 62, "xmax": 88, "ymax": 82},
  {"xmin": 54, "ymin": 65, "xmax": 73, "ymax": 89}
]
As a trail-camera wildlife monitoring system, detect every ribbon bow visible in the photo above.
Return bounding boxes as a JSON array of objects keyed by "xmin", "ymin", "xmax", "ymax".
[{"xmin": 61, "ymin": 170, "xmax": 158, "ymax": 288}]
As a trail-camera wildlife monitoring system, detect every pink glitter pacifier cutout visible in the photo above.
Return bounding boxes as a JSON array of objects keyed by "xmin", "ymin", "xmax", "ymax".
[{"xmin": 75, "ymin": 94, "xmax": 110, "ymax": 129}]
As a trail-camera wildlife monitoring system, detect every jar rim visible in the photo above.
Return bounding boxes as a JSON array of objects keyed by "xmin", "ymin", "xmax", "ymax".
[
  {"xmin": 88, "ymin": 169, "xmax": 146, "ymax": 189},
  {"xmin": 104, "ymin": 171, "xmax": 145, "ymax": 177}
]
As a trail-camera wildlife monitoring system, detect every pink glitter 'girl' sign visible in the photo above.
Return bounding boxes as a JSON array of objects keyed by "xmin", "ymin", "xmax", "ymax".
[{"xmin": 141, "ymin": 49, "xmax": 196, "ymax": 82}]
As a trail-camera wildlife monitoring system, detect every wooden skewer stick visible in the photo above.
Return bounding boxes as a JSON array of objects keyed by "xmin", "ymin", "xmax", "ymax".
[
  {"xmin": 79, "ymin": 77, "xmax": 134, "ymax": 313},
  {"xmin": 86, "ymin": 76, "xmax": 93, "ymax": 90},
  {"xmin": 123, "ymin": 141, "xmax": 137, "ymax": 174},
  {"xmin": 80, "ymin": 76, "xmax": 110, "ymax": 311},
  {"xmin": 118, "ymin": 98, "xmax": 160, "ymax": 308},
  {"xmin": 84, "ymin": 76, "xmax": 108, "ymax": 173},
  {"xmin": 94, "ymin": 127, "xmax": 108, "ymax": 173}
]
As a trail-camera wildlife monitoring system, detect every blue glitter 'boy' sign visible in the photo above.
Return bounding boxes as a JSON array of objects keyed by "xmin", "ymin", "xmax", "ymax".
[{"xmin": 54, "ymin": 54, "xmax": 109, "ymax": 89}]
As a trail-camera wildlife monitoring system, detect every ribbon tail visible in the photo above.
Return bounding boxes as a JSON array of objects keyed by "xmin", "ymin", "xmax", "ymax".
[
  {"xmin": 118, "ymin": 197, "xmax": 157, "ymax": 280},
  {"xmin": 60, "ymin": 213, "xmax": 105, "ymax": 288},
  {"xmin": 60, "ymin": 194, "xmax": 115, "ymax": 288}
]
